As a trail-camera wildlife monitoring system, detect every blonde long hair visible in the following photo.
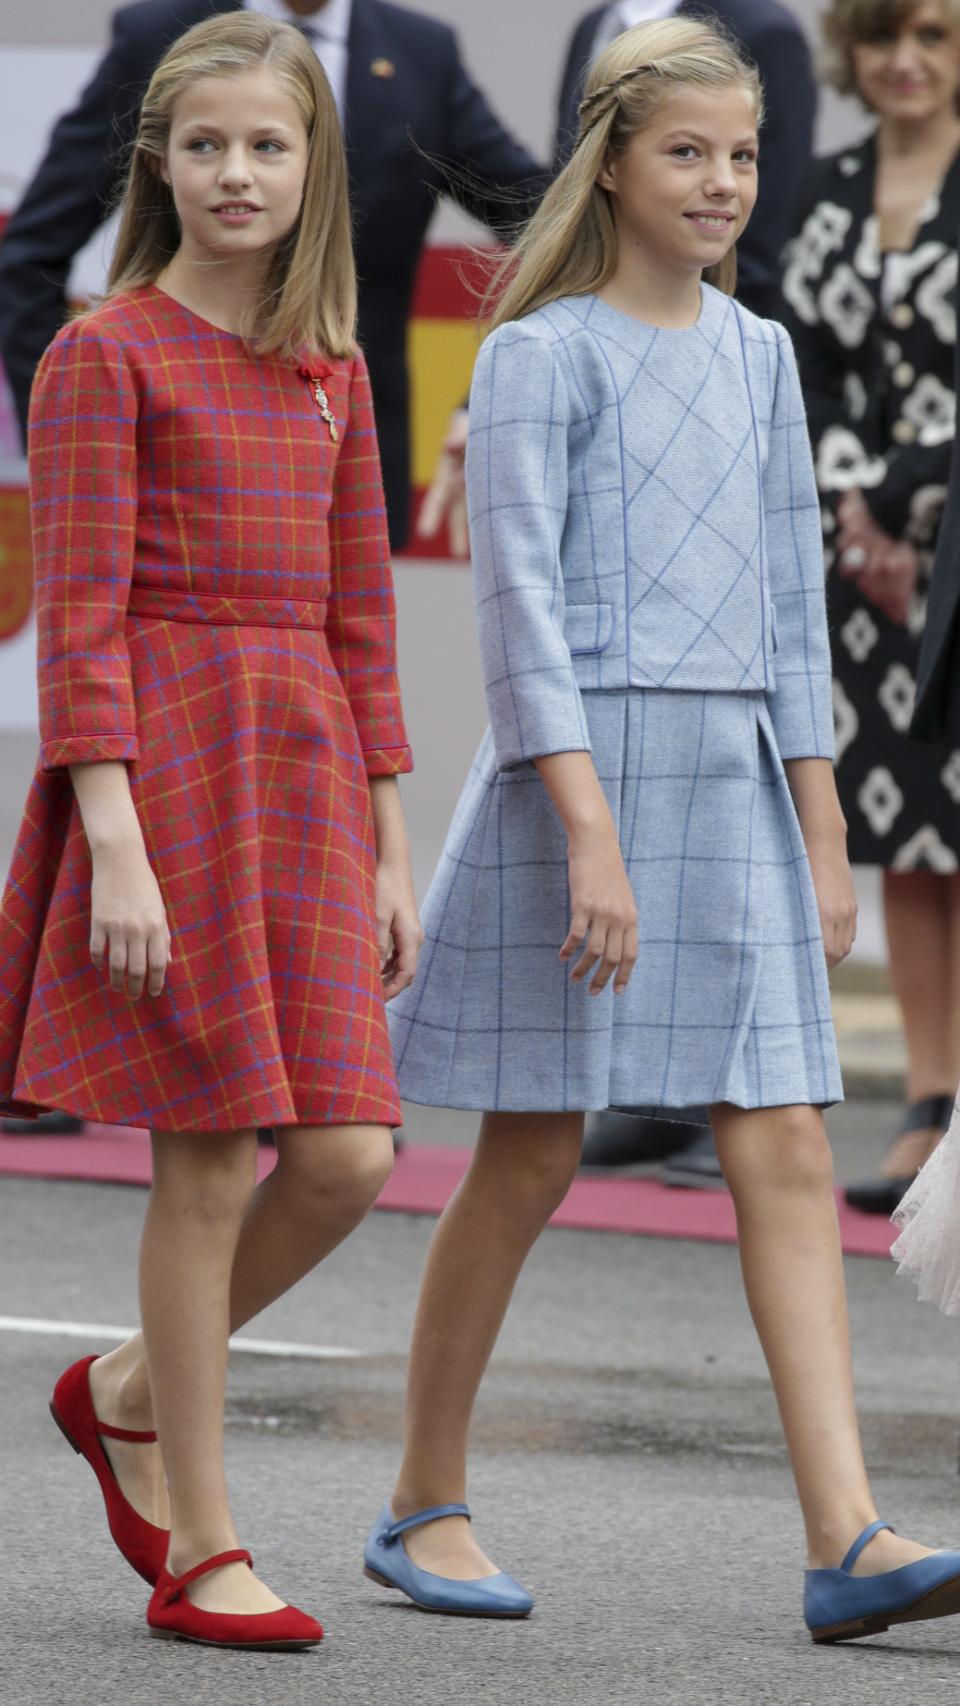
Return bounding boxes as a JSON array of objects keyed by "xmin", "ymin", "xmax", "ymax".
[
  {"xmin": 486, "ymin": 17, "xmax": 763, "ymax": 332},
  {"xmin": 106, "ymin": 12, "xmax": 355, "ymax": 358}
]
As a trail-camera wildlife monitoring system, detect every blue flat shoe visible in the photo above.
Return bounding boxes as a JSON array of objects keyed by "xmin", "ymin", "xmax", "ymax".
[
  {"xmin": 805, "ymin": 1519, "xmax": 960, "ymax": 1642},
  {"xmin": 363, "ymin": 1502, "xmax": 533, "ymax": 1618}
]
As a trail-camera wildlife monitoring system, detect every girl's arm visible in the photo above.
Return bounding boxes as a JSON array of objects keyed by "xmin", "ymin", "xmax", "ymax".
[
  {"xmin": 466, "ymin": 327, "xmax": 636, "ymax": 989},
  {"xmin": 325, "ymin": 349, "xmax": 413, "ymax": 779},
  {"xmin": 325, "ymin": 350, "xmax": 420, "ymax": 991},
  {"xmin": 783, "ymin": 758, "xmax": 856, "ymax": 969},
  {"xmin": 762, "ymin": 323, "xmax": 836, "ymax": 762},
  {"xmin": 467, "ymin": 323, "xmax": 592, "ymax": 773},
  {"xmin": 369, "ymin": 775, "xmax": 422, "ymax": 1001},
  {"xmin": 69, "ymin": 761, "xmax": 170, "ymax": 998},
  {"xmin": 534, "ymin": 752, "xmax": 637, "ymax": 995},
  {"xmin": 29, "ymin": 319, "xmax": 140, "ymax": 770},
  {"xmin": 28, "ymin": 320, "xmax": 167, "ymax": 997}
]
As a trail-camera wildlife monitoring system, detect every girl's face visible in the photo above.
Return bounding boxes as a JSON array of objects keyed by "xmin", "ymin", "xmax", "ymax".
[
  {"xmin": 597, "ymin": 86, "xmax": 759, "ymax": 280},
  {"xmin": 163, "ymin": 67, "xmax": 309, "ymax": 262},
  {"xmin": 852, "ymin": 1, "xmax": 960, "ymax": 123}
]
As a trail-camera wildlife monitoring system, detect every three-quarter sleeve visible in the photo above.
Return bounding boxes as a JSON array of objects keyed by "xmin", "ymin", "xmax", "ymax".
[
  {"xmin": 29, "ymin": 318, "xmax": 140, "ymax": 772},
  {"xmin": 466, "ymin": 324, "xmax": 591, "ymax": 772},
  {"xmin": 326, "ymin": 350, "xmax": 412, "ymax": 777},
  {"xmin": 763, "ymin": 323, "xmax": 835, "ymax": 761}
]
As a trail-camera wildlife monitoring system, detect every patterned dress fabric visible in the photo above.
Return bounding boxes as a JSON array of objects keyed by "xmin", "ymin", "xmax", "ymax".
[
  {"xmin": 0, "ymin": 286, "xmax": 411, "ymax": 1132},
  {"xmin": 781, "ymin": 136, "xmax": 960, "ymax": 870},
  {"xmin": 892, "ymin": 1087, "xmax": 960, "ymax": 1314},
  {"xmin": 390, "ymin": 289, "xmax": 842, "ymax": 1113}
]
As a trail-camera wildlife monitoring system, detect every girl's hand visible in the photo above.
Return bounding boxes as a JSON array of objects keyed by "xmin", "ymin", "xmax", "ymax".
[
  {"xmin": 376, "ymin": 858, "xmax": 423, "ymax": 1001},
  {"xmin": 805, "ymin": 834, "xmax": 857, "ymax": 970},
  {"xmin": 560, "ymin": 824, "xmax": 638, "ymax": 995},
  {"xmin": 89, "ymin": 839, "xmax": 171, "ymax": 998}
]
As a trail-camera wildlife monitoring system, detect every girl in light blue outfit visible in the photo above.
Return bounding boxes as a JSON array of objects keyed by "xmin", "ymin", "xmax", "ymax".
[{"xmin": 364, "ymin": 18, "xmax": 960, "ymax": 1644}]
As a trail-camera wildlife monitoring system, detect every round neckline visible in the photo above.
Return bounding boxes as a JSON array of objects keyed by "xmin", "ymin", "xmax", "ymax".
[
  {"xmin": 146, "ymin": 281, "xmax": 245, "ymax": 339},
  {"xmin": 583, "ymin": 286, "xmax": 707, "ymax": 334}
]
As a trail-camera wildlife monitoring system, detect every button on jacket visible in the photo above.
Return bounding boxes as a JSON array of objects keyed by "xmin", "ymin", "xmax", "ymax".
[{"xmin": 465, "ymin": 285, "xmax": 835, "ymax": 774}]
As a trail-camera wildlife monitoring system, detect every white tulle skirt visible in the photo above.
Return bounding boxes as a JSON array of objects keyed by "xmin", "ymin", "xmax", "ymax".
[{"xmin": 892, "ymin": 1094, "xmax": 960, "ymax": 1313}]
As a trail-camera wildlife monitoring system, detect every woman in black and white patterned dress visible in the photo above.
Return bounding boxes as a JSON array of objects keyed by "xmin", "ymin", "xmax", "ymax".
[{"xmin": 781, "ymin": 0, "xmax": 960, "ymax": 1213}]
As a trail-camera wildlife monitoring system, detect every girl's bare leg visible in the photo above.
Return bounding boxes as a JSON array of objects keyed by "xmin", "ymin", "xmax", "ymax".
[
  {"xmin": 87, "ymin": 1124, "xmax": 394, "ymax": 1541},
  {"xmin": 137, "ymin": 1126, "xmax": 288, "ymax": 1613},
  {"xmin": 883, "ymin": 870, "xmax": 956, "ymax": 1174},
  {"xmin": 712, "ymin": 1102, "xmax": 935, "ymax": 1573},
  {"xmin": 391, "ymin": 1111, "xmax": 583, "ymax": 1579}
]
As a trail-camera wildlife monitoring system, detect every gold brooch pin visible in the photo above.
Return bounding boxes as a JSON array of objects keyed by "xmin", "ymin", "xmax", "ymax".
[
  {"xmin": 311, "ymin": 381, "xmax": 339, "ymax": 443},
  {"xmin": 371, "ymin": 56, "xmax": 395, "ymax": 77},
  {"xmin": 298, "ymin": 365, "xmax": 339, "ymax": 442}
]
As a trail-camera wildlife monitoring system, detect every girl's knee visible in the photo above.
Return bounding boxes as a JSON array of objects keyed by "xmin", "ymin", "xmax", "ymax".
[
  {"xmin": 717, "ymin": 1105, "xmax": 834, "ymax": 1197},
  {"xmin": 276, "ymin": 1124, "xmax": 394, "ymax": 1213},
  {"xmin": 149, "ymin": 1128, "xmax": 258, "ymax": 1224},
  {"xmin": 480, "ymin": 1118, "xmax": 582, "ymax": 1214}
]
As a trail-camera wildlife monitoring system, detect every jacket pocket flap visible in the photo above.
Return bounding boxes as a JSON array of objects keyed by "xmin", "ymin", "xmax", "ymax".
[{"xmin": 565, "ymin": 601, "xmax": 614, "ymax": 655}]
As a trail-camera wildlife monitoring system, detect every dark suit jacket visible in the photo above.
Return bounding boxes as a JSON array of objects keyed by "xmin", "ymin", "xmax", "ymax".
[
  {"xmin": 912, "ymin": 405, "xmax": 960, "ymax": 745},
  {"xmin": 554, "ymin": 1, "xmax": 817, "ymax": 320},
  {"xmin": 0, "ymin": 0, "xmax": 546, "ymax": 549}
]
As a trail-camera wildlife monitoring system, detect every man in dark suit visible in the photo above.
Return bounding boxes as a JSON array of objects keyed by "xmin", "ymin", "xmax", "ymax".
[
  {"xmin": 555, "ymin": 0, "xmax": 817, "ymax": 321},
  {"xmin": 912, "ymin": 428, "xmax": 960, "ymax": 749},
  {"xmin": 0, "ymin": 0, "xmax": 546, "ymax": 554},
  {"xmin": 565, "ymin": 0, "xmax": 819, "ymax": 1180}
]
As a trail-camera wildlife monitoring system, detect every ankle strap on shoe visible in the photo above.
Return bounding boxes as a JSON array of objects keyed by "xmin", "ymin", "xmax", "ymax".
[
  {"xmin": 97, "ymin": 1420, "xmax": 158, "ymax": 1443},
  {"xmin": 382, "ymin": 1504, "xmax": 471, "ymax": 1544},
  {"xmin": 899, "ymin": 1094, "xmax": 954, "ymax": 1136},
  {"xmin": 160, "ymin": 1548, "xmax": 253, "ymax": 1603},
  {"xmin": 840, "ymin": 1520, "xmax": 894, "ymax": 1575}
]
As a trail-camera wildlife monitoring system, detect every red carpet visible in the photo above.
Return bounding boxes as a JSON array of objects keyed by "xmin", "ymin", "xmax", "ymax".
[{"xmin": 0, "ymin": 1124, "xmax": 896, "ymax": 1258}]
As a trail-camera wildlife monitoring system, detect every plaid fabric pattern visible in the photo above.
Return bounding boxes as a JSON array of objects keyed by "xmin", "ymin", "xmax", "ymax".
[
  {"xmin": 392, "ymin": 292, "xmax": 841, "ymax": 1114},
  {"xmin": 0, "ymin": 287, "xmax": 410, "ymax": 1131},
  {"xmin": 466, "ymin": 287, "xmax": 835, "ymax": 772},
  {"xmin": 390, "ymin": 691, "xmax": 842, "ymax": 1113}
]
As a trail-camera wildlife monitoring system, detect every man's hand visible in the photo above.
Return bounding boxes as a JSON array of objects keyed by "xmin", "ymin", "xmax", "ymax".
[{"xmin": 416, "ymin": 407, "xmax": 469, "ymax": 558}]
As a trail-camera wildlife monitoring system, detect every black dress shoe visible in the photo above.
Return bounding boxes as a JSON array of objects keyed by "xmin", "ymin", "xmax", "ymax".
[
  {"xmin": 659, "ymin": 1127, "xmax": 726, "ymax": 1191},
  {"xmin": 581, "ymin": 1109, "xmax": 707, "ymax": 1171},
  {"xmin": 844, "ymin": 1174, "xmax": 916, "ymax": 1216},
  {"xmin": 843, "ymin": 1092, "xmax": 953, "ymax": 1218},
  {"xmin": 1, "ymin": 1110, "xmax": 85, "ymax": 1135}
]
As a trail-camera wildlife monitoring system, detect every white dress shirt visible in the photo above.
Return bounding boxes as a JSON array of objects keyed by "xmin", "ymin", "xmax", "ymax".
[
  {"xmin": 593, "ymin": 0, "xmax": 680, "ymax": 58},
  {"xmin": 244, "ymin": 0, "xmax": 353, "ymax": 118}
]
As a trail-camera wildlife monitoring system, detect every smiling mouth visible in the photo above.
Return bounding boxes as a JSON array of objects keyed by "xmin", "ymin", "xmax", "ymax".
[
  {"xmin": 685, "ymin": 213, "xmax": 735, "ymax": 230},
  {"xmin": 212, "ymin": 203, "xmax": 262, "ymax": 214}
]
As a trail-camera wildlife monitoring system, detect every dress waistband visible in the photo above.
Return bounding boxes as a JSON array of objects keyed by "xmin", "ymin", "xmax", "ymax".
[{"xmin": 126, "ymin": 586, "xmax": 327, "ymax": 631}]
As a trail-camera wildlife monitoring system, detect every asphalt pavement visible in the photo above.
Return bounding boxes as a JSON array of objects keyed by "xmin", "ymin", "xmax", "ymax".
[{"xmin": 2, "ymin": 1100, "xmax": 960, "ymax": 1706}]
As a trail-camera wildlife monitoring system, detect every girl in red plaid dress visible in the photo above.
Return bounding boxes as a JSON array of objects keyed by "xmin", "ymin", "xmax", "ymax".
[{"xmin": 0, "ymin": 14, "xmax": 420, "ymax": 1648}]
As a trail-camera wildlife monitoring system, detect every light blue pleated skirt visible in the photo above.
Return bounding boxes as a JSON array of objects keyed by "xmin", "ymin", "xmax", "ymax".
[{"xmin": 390, "ymin": 690, "xmax": 843, "ymax": 1113}]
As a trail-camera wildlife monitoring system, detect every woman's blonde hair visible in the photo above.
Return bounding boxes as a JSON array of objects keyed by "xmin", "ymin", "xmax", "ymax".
[
  {"xmin": 821, "ymin": 0, "xmax": 960, "ymax": 100},
  {"xmin": 106, "ymin": 11, "xmax": 355, "ymax": 358},
  {"xmin": 485, "ymin": 17, "xmax": 762, "ymax": 332}
]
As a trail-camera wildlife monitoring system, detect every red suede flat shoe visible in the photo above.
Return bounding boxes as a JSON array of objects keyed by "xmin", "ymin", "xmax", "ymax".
[
  {"xmin": 147, "ymin": 1548, "xmax": 324, "ymax": 1649},
  {"xmin": 49, "ymin": 1354, "xmax": 169, "ymax": 1584}
]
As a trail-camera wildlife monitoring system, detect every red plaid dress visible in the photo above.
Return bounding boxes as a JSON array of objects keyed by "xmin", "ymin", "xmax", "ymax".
[{"xmin": 0, "ymin": 285, "xmax": 412, "ymax": 1132}]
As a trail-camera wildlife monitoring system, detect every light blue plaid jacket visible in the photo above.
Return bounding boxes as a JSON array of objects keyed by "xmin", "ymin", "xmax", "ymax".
[{"xmin": 465, "ymin": 284, "xmax": 834, "ymax": 771}]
